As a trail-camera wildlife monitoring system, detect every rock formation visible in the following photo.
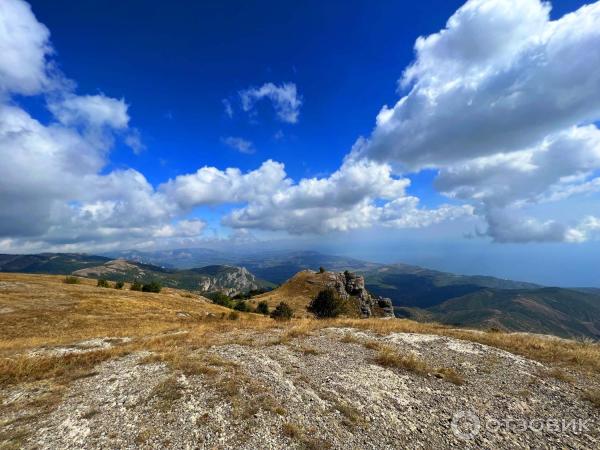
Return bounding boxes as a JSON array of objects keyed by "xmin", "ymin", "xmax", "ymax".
[{"xmin": 323, "ymin": 270, "xmax": 394, "ymax": 318}]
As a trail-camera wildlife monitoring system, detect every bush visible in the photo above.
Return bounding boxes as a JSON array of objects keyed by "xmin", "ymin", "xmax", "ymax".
[
  {"xmin": 255, "ymin": 300, "xmax": 270, "ymax": 315},
  {"xmin": 63, "ymin": 276, "xmax": 80, "ymax": 284},
  {"xmin": 130, "ymin": 281, "xmax": 142, "ymax": 291},
  {"xmin": 115, "ymin": 280, "xmax": 124, "ymax": 289},
  {"xmin": 97, "ymin": 279, "xmax": 110, "ymax": 288},
  {"xmin": 319, "ymin": 266, "xmax": 326, "ymax": 274},
  {"xmin": 270, "ymin": 302, "xmax": 294, "ymax": 321},
  {"xmin": 228, "ymin": 311, "xmax": 240, "ymax": 321},
  {"xmin": 233, "ymin": 300, "xmax": 250, "ymax": 312},
  {"xmin": 142, "ymin": 281, "xmax": 162, "ymax": 293},
  {"xmin": 209, "ymin": 292, "xmax": 234, "ymax": 308},
  {"xmin": 308, "ymin": 288, "xmax": 344, "ymax": 318}
]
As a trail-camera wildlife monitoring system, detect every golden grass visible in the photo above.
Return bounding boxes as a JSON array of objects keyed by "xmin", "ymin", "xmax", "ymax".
[
  {"xmin": 0, "ymin": 273, "xmax": 598, "ymax": 394},
  {"xmin": 373, "ymin": 345, "xmax": 464, "ymax": 385},
  {"xmin": 583, "ymin": 389, "xmax": 600, "ymax": 408},
  {"xmin": 374, "ymin": 346, "xmax": 430, "ymax": 375}
]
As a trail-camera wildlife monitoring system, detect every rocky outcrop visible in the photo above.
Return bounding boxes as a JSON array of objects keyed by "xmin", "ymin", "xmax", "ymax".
[
  {"xmin": 323, "ymin": 270, "xmax": 394, "ymax": 318},
  {"xmin": 194, "ymin": 266, "xmax": 261, "ymax": 297}
]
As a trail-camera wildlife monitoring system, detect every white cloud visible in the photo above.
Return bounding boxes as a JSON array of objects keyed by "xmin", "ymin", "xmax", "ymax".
[
  {"xmin": 124, "ymin": 129, "xmax": 145, "ymax": 154},
  {"xmin": 48, "ymin": 94, "xmax": 130, "ymax": 129},
  {"xmin": 220, "ymin": 160, "xmax": 471, "ymax": 234},
  {"xmin": 222, "ymin": 98, "xmax": 233, "ymax": 118},
  {"xmin": 0, "ymin": 0, "xmax": 190, "ymax": 251},
  {"xmin": 5, "ymin": 0, "xmax": 599, "ymax": 251},
  {"xmin": 221, "ymin": 136, "xmax": 255, "ymax": 154},
  {"xmin": 0, "ymin": 0, "xmax": 51, "ymax": 95},
  {"xmin": 351, "ymin": 0, "xmax": 600, "ymax": 243},
  {"xmin": 160, "ymin": 160, "xmax": 290, "ymax": 209},
  {"xmin": 240, "ymin": 82, "xmax": 302, "ymax": 123}
]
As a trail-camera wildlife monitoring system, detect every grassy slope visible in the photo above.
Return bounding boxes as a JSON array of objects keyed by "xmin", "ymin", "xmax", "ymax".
[{"xmin": 249, "ymin": 271, "xmax": 331, "ymax": 316}]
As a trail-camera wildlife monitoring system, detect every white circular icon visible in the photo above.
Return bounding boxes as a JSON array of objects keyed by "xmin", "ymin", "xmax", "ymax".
[{"xmin": 451, "ymin": 410, "xmax": 481, "ymax": 440}]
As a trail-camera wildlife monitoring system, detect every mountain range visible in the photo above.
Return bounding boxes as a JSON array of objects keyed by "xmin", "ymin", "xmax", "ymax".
[{"xmin": 1, "ymin": 249, "xmax": 599, "ymax": 338}]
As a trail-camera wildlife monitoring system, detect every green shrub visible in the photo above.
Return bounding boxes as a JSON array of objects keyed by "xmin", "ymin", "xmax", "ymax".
[
  {"xmin": 319, "ymin": 266, "xmax": 326, "ymax": 274},
  {"xmin": 63, "ymin": 276, "xmax": 80, "ymax": 284},
  {"xmin": 208, "ymin": 292, "xmax": 234, "ymax": 308},
  {"xmin": 255, "ymin": 300, "xmax": 270, "ymax": 315},
  {"xmin": 233, "ymin": 300, "xmax": 250, "ymax": 312},
  {"xmin": 308, "ymin": 288, "xmax": 344, "ymax": 318},
  {"xmin": 270, "ymin": 302, "xmax": 293, "ymax": 321},
  {"xmin": 228, "ymin": 311, "xmax": 240, "ymax": 321},
  {"xmin": 115, "ymin": 280, "xmax": 124, "ymax": 289},
  {"xmin": 130, "ymin": 281, "xmax": 142, "ymax": 291},
  {"xmin": 142, "ymin": 281, "xmax": 162, "ymax": 293},
  {"xmin": 97, "ymin": 279, "xmax": 110, "ymax": 288}
]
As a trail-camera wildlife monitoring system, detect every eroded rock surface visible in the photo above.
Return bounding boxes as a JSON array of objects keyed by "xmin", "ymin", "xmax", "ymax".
[{"xmin": 8, "ymin": 328, "xmax": 598, "ymax": 450}]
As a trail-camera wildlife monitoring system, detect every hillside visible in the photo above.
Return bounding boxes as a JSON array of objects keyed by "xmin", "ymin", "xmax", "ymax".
[
  {"xmin": 73, "ymin": 260, "xmax": 273, "ymax": 296},
  {"xmin": 0, "ymin": 253, "xmax": 111, "ymax": 274},
  {"xmin": 251, "ymin": 269, "xmax": 392, "ymax": 318},
  {"xmin": 0, "ymin": 273, "xmax": 599, "ymax": 449},
  {"xmin": 397, "ymin": 287, "xmax": 600, "ymax": 339},
  {"xmin": 363, "ymin": 263, "xmax": 540, "ymax": 308}
]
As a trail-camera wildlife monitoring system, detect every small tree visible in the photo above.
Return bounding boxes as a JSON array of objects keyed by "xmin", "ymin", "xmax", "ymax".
[
  {"xmin": 115, "ymin": 280, "xmax": 124, "ymax": 289},
  {"xmin": 308, "ymin": 288, "xmax": 344, "ymax": 318},
  {"xmin": 97, "ymin": 279, "xmax": 110, "ymax": 288},
  {"xmin": 142, "ymin": 281, "xmax": 162, "ymax": 293},
  {"xmin": 64, "ymin": 276, "xmax": 80, "ymax": 284},
  {"xmin": 319, "ymin": 266, "xmax": 326, "ymax": 274},
  {"xmin": 209, "ymin": 292, "xmax": 234, "ymax": 308},
  {"xmin": 234, "ymin": 300, "xmax": 250, "ymax": 312},
  {"xmin": 255, "ymin": 300, "xmax": 270, "ymax": 315},
  {"xmin": 270, "ymin": 302, "xmax": 293, "ymax": 321},
  {"xmin": 130, "ymin": 280, "xmax": 142, "ymax": 291}
]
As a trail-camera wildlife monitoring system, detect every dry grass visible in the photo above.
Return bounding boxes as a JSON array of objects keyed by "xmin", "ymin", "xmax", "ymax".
[
  {"xmin": 340, "ymin": 333, "xmax": 362, "ymax": 344},
  {"xmin": 374, "ymin": 346, "xmax": 430, "ymax": 375},
  {"xmin": 537, "ymin": 367, "xmax": 575, "ymax": 384},
  {"xmin": 373, "ymin": 345, "xmax": 464, "ymax": 385},
  {"xmin": 282, "ymin": 422, "xmax": 301, "ymax": 439},
  {"xmin": 582, "ymin": 389, "xmax": 600, "ymax": 408},
  {"xmin": 1, "ymin": 273, "xmax": 598, "ymax": 420},
  {"xmin": 436, "ymin": 367, "xmax": 465, "ymax": 386}
]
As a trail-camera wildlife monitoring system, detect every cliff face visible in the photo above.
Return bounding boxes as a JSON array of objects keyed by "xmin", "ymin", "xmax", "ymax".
[
  {"xmin": 193, "ymin": 266, "xmax": 261, "ymax": 296},
  {"xmin": 325, "ymin": 271, "xmax": 394, "ymax": 318}
]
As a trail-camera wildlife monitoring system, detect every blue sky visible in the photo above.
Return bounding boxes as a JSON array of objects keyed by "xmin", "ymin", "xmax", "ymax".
[{"xmin": 2, "ymin": 0, "xmax": 600, "ymax": 285}]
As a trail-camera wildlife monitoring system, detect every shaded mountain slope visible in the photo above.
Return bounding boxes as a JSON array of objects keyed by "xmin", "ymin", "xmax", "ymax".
[
  {"xmin": 0, "ymin": 253, "xmax": 111, "ymax": 274},
  {"xmin": 363, "ymin": 263, "xmax": 540, "ymax": 308},
  {"xmin": 397, "ymin": 287, "xmax": 600, "ymax": 339}
]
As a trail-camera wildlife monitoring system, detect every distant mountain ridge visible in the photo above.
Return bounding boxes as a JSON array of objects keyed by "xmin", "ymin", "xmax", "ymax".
[
  {"xmin": 0, "ymin": 253, "xmax": 271, "ymax": 297},
  {"xmin": 2, "ymin": 250, "xmax": 600, "ymax": 338},
  {"xmin": 397, "ymin": 287, "xmax": 600, "ymax": 339},
  {"xmin": 72, "ymin": 260, "xmax": 273, "ymax": 296}
]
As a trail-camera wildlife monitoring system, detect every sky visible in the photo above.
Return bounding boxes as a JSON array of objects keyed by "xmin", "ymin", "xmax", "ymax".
[{"xmin": 1, "ymin": 0, "xmax": 600, "ymax": 286}]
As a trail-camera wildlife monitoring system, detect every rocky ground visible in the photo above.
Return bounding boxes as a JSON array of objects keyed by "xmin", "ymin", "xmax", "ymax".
[{"xmin": 3, "ymin": 327, "xmax": 598, "ymax": 449}]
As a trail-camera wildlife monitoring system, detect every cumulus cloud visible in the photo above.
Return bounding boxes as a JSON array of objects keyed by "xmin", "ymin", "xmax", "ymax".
[
  {"xmin": 0, "ymin": 0, "xmax": 50, "ymax": 95},
  {"xmin": 48, "ymin": 94, "xmax": 130, "ymax": 129},
  {"xmin": 0, "ymin": 0, "xmax": 197, "ymax": 251},
  {"xmin": 352, "ymin": 0, "xmax": 600, "ymax": 243},
  {"xmin": 6, "ymin": 0, "xmax": 598, "ymax": 251},
  {"xmin": 221, "ymin": 136, "xmax": 255, "ymax": 154},
  {"xmin": 240, "ymin": 82, "xmax": 302, "ymax": 123}
]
